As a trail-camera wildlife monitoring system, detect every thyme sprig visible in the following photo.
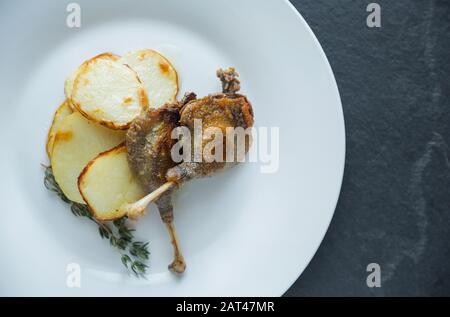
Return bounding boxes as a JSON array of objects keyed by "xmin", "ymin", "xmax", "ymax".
[{"xmin": 43, "ymin": 165, "xmax": 149, "ymax": 277}]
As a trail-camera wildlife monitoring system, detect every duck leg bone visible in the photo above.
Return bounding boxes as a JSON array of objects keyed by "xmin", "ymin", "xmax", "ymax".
[{"xmin": 156, "ymin": 196, "xmax": 186, "ymax": 273}]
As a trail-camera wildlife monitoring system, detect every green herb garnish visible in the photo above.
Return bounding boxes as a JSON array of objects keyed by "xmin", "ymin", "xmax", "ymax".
[{"xmin": 43, "ymin": 165, "xmax": 149, "ymax": 277}]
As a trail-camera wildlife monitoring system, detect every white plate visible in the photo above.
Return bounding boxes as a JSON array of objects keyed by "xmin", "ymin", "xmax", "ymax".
[{"xmin": 0, "ymin": 0, "xmax": 345, "ymax": 296}]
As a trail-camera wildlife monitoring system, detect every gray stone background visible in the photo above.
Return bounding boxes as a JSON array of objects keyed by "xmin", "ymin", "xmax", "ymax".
[{"xmin": 285, "ymin": 0, "xmax": 450, "ymax": 296}]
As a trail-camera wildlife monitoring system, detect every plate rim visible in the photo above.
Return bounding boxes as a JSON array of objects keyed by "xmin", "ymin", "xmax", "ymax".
[{"xmin": 279, "ymin": 0, "xmax": 346, "ymax": 295}]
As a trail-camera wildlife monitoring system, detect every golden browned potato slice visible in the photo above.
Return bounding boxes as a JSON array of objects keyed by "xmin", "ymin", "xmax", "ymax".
[
  {"xmin": 120, "ymin": 49, "xmax": 178, "ymax": 108},
  {"xmin": 64, "ymin": 53, "xmax": 119, "ymax": 110},
  {"xmin": 51, "ymin": 112, "xmax": 126, "ymax": 203},
  {"xmin": 71, "ymin": 55, "xmax": 148, "ymax": 129},
  {"xmin": 64, "ymin": 70, "xmax": 77, "ymax": 110},
  {"xmin": 46, "ymin": 100, "xmax": 73, "ymax": 158},
  {"xmin": 78, "ymin": 144, "xmax": 146, "ymax": 221}
]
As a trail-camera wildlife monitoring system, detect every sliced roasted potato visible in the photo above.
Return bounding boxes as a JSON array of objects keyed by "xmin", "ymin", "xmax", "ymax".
[
  {"xmin": 71, "ymin": 55, "xmax": 148, "ymax": 129},
  {"xmin": 46, "ymin": 100, "xmax": 73, "ymax": 158},
  {"xmin": 65, "ymin": 53, "xmax": 119, "ymax": 110},
  {"xmin": 64, "ymin": 70, "xmax": 77, "ymax": 110},
  {"xmin": 51, "ymin": 112, "xmax": 126, "ymax": 203},
  {"xmin": 120, "ymin": 49, "xmax": 178, "ymax": 108},
  {"xmin": 78, "ymin": 144, "xmax": 146, "ymax": 221}
]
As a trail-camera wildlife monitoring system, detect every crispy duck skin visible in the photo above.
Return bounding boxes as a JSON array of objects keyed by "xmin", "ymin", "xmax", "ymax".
[
  {"xmin": 126, "ymin": 106, "xmax": 180, "ymax": 193},
  {"xmin": 167, "ymin": 92, "xmax": 254, "ymax": 184},
  {"xmin": 126, "ymin": 92, "xmax": 197, "ymax": 192}
]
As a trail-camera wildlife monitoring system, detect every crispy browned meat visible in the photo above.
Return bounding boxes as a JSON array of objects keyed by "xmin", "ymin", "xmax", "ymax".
[
  {"xmin": 127, "ymin": 92, "xmax": 198, "ymax": 192},
  {"xmin": 167, "ymin": 93, "xmax": 253, "ymax": 184},
  {"xmin": 127, "ymin": 106, "xmax": 180, "ymax": 192}
]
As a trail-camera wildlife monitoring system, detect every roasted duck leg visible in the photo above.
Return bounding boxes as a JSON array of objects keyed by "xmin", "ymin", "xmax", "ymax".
[
  {"xmin": 122, "ymin": 68, "xmax": 254, "ymax": 220},
  {"xmin": 126, "ymin": 96, "xmax": 193, "ymax": 273}
]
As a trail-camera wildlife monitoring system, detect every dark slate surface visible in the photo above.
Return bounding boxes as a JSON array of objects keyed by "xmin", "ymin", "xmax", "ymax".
[{"xmin": 285, "ymin": 0, "xmax": 450, "ymax": 296}]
